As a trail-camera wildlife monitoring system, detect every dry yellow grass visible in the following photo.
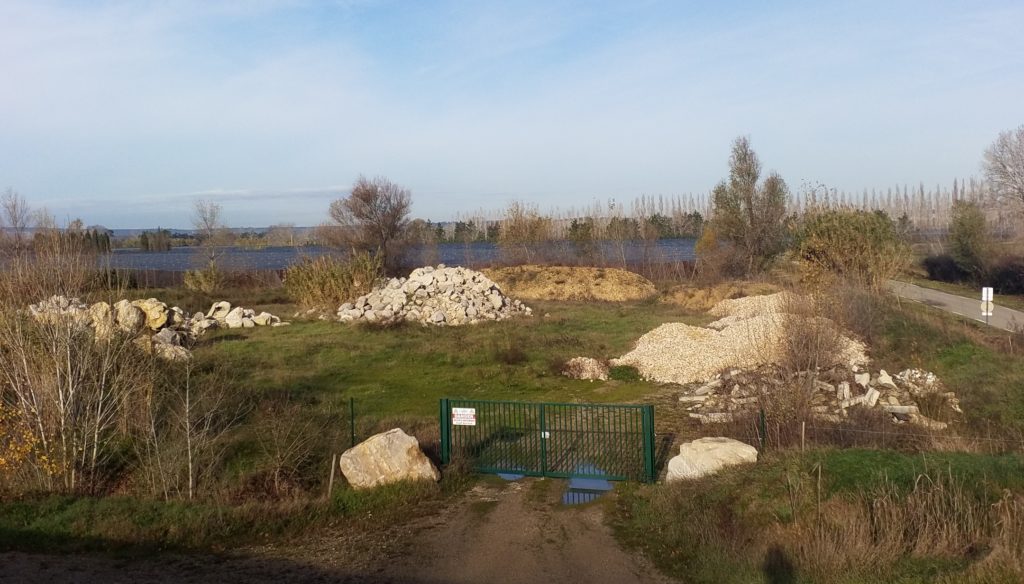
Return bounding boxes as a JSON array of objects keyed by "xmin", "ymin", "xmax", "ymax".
[
  {"xmin": 483, "ymin": 265, "xmax": 657, "ymax": 302},
  {"xmin": 660, "ymin": 281, "xmax": 781, "ymax": 312}
]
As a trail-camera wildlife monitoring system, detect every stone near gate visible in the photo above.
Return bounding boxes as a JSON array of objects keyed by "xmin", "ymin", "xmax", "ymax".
[
  {"xmin": 666, "ymin": 437, "xmax": 757, "ymax": 481},
  {"xmin": 339, "ymin": 428, "xmax": 440, "ymax": 490}
]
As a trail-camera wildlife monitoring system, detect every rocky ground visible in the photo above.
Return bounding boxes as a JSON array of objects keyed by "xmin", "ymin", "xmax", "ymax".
[{"xmin": 677, "ymin": 366, "xmax": 960, "ymax": 429}]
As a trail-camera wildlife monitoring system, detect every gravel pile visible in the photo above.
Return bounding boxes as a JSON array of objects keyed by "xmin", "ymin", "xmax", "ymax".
[
  {"xmin": 337, "ymin": 265, "xmax": 531, "ymax": 326},
  {"xmin": 612, "ymin": 292, "xmax": 867, "ymax": 385}
]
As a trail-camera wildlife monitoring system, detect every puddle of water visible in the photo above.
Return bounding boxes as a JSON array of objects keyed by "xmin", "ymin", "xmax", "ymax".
[{"xmin": 562, "ymin": 463, "xmax": 613, "ymax": 505}]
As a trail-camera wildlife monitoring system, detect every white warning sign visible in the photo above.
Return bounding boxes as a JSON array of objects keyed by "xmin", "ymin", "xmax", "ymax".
[{"xmin": 452, "ymin": 407, "xmax": 477, "ymax": 426}]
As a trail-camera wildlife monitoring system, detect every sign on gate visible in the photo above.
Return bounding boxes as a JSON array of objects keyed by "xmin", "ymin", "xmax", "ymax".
[{"xmin": 452, "ymin": 407, "xmax": 477, "ymax": 426}]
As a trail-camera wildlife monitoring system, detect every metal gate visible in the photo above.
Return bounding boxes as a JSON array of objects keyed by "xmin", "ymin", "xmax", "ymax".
[{"xmin": 439, "ymin": 399, "xmax": 655, "ymax": 482}]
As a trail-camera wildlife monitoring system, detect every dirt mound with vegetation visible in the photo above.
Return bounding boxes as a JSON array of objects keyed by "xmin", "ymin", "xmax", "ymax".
[
  {"xmin": 483, "ymin": 265, "xmax": 657, "ymax": 302},
  {"xmin": 661, "ymin": 281, "xmax": 781, "ymax": 312}
]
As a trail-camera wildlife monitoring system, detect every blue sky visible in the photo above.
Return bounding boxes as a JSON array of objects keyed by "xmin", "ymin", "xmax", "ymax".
[{"xmin": 1, "ymin": 0, "xmax": 1022, "ymax": 228}]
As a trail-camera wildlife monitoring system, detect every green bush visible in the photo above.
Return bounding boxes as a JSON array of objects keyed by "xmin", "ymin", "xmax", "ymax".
[
  {"xmin": 795, "ymin": 209, "xmax": 908, "ymax": 291},
  {"xmin": 283, "ymin": 252, "xmax": 383, "ymax": 310},
  {"xmin": 949, "ymin": 200, "xmax": 991, "ymax": 280},
  {"xmin": 608, "ymin": 365, "xmax": 641, "ymax": 382}
]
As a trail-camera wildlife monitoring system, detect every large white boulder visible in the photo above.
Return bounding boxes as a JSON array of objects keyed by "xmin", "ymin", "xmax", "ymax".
[
  {"xmin": 666, "ymin": 437, "xmax": 758, "ymax": 482},
  {"xmin": 339, "ymin": 428, "xmax": 440, "ymax": 490}
]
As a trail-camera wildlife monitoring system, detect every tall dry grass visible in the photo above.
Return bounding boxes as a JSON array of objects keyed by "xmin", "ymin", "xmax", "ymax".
[
  {"xmin": 791, "ymin": 472, "xmax": 1024, "ymax": 582},
  {"xmin": 283, "ymin": 251, "xmax": 383, "ymax": 310}
]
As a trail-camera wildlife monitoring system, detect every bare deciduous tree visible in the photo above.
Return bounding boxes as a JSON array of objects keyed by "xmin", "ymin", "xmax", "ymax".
[
  {"xmin": 1, "ymin": 188, "xmax": 31, "ymax": 248},
  {"xmin": 187, "ymin": 200, "xmax": 231, "ymax": 293},
  {"xmin": 328, "ymin": 175, "xmax": 412, "ymax": 272},
  {"xmin": 983, "ymin": 125, "xmax": 1024, "ymax": 216}
]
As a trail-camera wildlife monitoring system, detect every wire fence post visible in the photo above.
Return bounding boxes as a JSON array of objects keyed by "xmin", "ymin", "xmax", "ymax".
[
  {"xmin": 349, "ymin": 397, "xmax": 356, "ymax": 449},
  {"xmin": 758, "ymin": 409, "xmax": 767, "ymax": 451},
  {"xmin": 801, "ymin": 421, "xmax": 806, "ymax": 453}
]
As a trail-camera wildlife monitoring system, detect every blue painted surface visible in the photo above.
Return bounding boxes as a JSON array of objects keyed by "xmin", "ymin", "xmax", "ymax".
[{"xmin": 562, "ymin": 463, "xmax": 613, "ymax": 505}]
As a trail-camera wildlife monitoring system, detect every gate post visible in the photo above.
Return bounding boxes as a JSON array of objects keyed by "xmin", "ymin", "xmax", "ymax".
[
  {"xmin": 439, "ymin": 398, "xmax": 451, "ymax": 465},
  {"xmin": 642, "ymin": 405, "xmax": 656, "ymax": 482},
  {"xmin": 539, "ymin": 403, "xmax": 548, "ymax": 476}
]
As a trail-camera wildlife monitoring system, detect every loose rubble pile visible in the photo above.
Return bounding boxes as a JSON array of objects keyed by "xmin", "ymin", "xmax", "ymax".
[
  {"xmin": 337, "ymin": 265, "xmax": 532, "ymax": 326},
  {"xmin": 678, "ymin": 366, "xmax": 960, "ymax": 429},
  {"xmin": 28, "ymin": 295, "xmax": 287, "ymax": 361},
  {"xmin": 611, "ymin": 292, "xmax": 867, "ymax": 385},
  {"xmin": 561, "ymin": 357, "xmax": 609, "ymax": 381}
]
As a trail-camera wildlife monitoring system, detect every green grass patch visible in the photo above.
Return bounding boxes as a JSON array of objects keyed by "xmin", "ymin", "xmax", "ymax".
[{"xmin": 0, "ymin": 479, "xmax": 456, "ymax": 554}]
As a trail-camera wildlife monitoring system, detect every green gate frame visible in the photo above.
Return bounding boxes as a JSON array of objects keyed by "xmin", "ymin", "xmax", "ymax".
[{"xmin": 439, "ymin": 398, "xmax": 656, "ymax": 483}]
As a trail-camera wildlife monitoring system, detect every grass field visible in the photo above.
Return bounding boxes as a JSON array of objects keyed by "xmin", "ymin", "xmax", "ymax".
[{"xmin": 198, "ymin": 299, "xmax": 708, "ymax": 421}]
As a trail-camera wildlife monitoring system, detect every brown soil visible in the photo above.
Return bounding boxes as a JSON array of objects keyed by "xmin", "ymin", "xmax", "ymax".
[
  {"xmin": 484, "ymin": 265, "xmax": 657, "ymax": 302},
  {"xmin": 661, "ymin": 280, "xmax": 781, "ymax": 312},
  {"xmin": 0, "ymin": 479, "xmax": 676, "ymax": 584}
]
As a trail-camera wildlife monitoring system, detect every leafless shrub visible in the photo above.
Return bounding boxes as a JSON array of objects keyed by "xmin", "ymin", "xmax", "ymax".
[
  {"xmin": 135, "ymin": 363, "xmax": 245, "ymax": 501},
  {"xmin": 0, "ymin": 230, "xmax": 157, "ymax": 493},
  {"xmin": 255, "ymin": 396, "xmax": 319, "ymax": 498},
  {"xmin": 328, "ymin": 175, "xmax": 412, "ymax": 273}
]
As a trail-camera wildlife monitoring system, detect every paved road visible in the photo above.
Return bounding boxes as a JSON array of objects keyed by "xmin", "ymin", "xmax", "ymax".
[{"xmin": 890, "ymin": 281, "xmax": 1024, "ymax": 332}]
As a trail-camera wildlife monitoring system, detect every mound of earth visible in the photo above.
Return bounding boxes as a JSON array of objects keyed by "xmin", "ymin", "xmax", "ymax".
[
  {"xmin": 612, "ymin": 292, "xmax": 867, "ymax": 385},
  {"xmin": 483, "ymin": 265, "xmax": 657, "ymax": 302},
  {"xmin": 661, "ymin": 281, "xmax": 781, "ymax": 312}
]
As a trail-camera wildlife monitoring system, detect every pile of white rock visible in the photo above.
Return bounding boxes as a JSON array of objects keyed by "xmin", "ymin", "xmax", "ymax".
[
  {"xmin": 27, "ymin": 295, "xmax": 287, "ymax": 361},
  {"xmin": 337, "ymin": 265, "xmax": 531, "ymax": 326},
  {"xmin": 677, "ymin": 366, "xmax": 960, "ymax": 430}
]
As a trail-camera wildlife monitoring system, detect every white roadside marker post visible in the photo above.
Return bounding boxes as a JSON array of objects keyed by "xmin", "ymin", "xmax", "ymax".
[{"xmin": 981, "ymin": 287, "xmax": 994, "ymax": 326}]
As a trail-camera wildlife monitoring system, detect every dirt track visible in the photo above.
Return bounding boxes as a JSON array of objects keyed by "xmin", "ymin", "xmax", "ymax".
[{"xmin": 0, "ymin": 479, "xmax": 675, "ymax": 584}]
